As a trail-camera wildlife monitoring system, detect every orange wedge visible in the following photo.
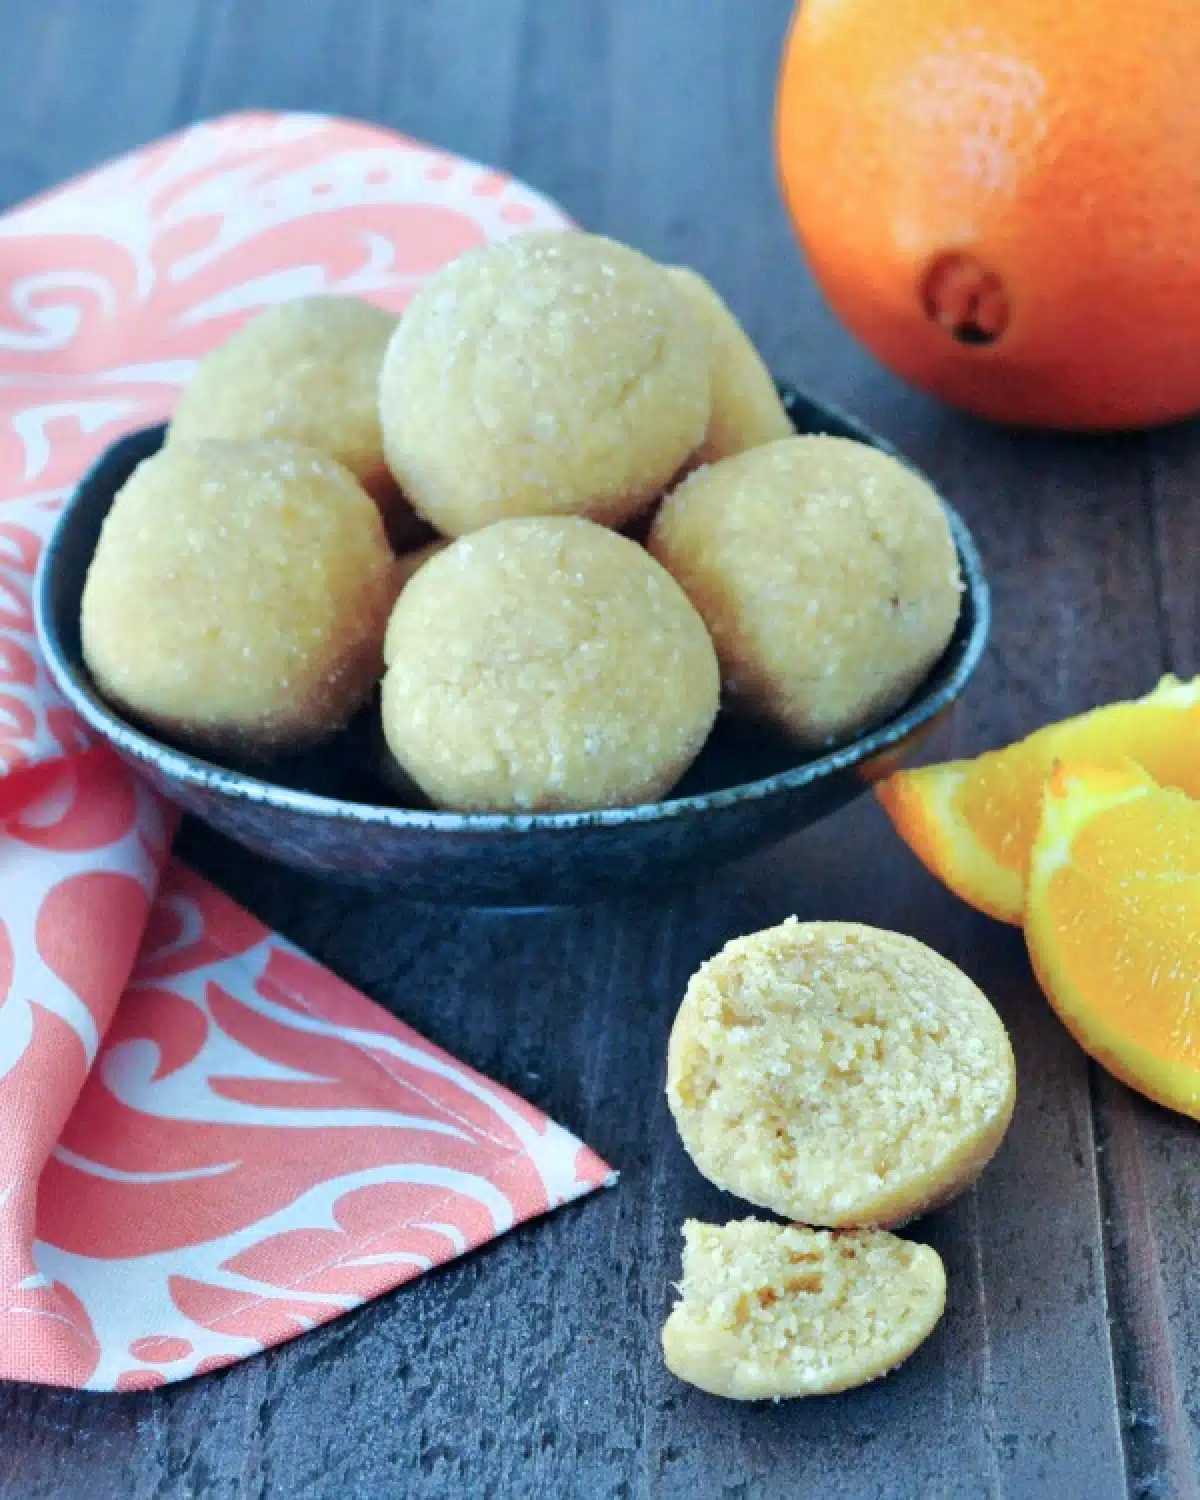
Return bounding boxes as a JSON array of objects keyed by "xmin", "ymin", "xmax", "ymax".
[
  {"xmin": 876, "ymin": 676, "xmax": 1200, "ymax": 924},
  {"xmin": 1025, "ymin": 760, "xmax": 1200, "ymax": 1119}
]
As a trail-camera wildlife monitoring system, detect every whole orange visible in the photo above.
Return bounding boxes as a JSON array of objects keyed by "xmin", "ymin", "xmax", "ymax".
[{"xmin": 775, "ymin": 0, "xmax": 1200, "ymax": 429}]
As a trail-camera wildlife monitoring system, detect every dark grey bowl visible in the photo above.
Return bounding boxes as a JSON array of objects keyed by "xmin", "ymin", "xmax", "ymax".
[{"xmin": 35, "ymin": 386, "xmax": 988, "ymax": 905}]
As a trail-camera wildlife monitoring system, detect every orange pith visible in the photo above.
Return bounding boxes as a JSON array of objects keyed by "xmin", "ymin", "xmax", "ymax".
[
  {"xmin": 775, "ymin": 0, "xmax": 1200, "ymax": 429},
  {"xmin": 1025, "ymin": 761, "xmax": 1200, "ymax": 1119},
  {"xmin": 876, "ymin": 677, "xmax": 1200, "ymax": 924}
]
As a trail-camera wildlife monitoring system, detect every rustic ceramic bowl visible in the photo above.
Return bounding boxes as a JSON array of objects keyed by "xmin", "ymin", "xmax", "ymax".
[{"xmin": 35, "ymin": 386, "xmax": 988, "ymax": 905}]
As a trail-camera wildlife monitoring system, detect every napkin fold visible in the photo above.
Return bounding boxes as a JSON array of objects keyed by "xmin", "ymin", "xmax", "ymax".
[{"xmin": 0, "ymin": 111, "xmax": 610, "ymax": 1392}]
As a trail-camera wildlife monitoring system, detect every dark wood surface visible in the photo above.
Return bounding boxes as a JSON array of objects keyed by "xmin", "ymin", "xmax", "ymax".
[{"xmin": 1, "ymin": 2, "xmax": 1197, "ymax": 1496}]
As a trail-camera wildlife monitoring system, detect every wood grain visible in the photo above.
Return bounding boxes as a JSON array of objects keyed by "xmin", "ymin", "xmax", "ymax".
[{"xmin": 1, "ymin": 1, "xmax": 1197, "ymax": 1496}]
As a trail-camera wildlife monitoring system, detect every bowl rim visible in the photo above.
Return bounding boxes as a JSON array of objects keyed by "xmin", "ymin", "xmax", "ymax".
[{"xmin": 34, "ymin": 410, "xmax": 990, "ymax": 835}]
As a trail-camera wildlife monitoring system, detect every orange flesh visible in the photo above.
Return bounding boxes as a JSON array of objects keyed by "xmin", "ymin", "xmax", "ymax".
[
  {"xmin": 1037, "ymin": 785, "xmax": 1200, "ymax": 1066},
  {"xmin": 953, "ymin": 696, "xmax": 1200, "ymax": 878}
]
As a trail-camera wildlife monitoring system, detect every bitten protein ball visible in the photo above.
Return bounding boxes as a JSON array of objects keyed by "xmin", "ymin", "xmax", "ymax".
[
  {"xmin": 380, "ymin": 516, "xmax": 720, "ymax": 812},
  {"xmin": 168, "ymin": 295, "xmax": 418, "ymax": 536},
  {"xmin": 648, "ymin": 435, "xmax": 962, "ymax": 747},
  {"xmin": 661, "ymin": 1219, "xmax": 947, "ymax": 1400},
  {"xmin": 81, "ymin": 439, "xmax": 398, "ymax": 756},
  {"xmin": 377, "ymin": 231, "xmax": 711, "ymax": 536},
  {"xmin": 666, "ymin": 920, "xmax": 1016, "ymax": 1228},
  {"xmin": 666, "ymin": 266, "xmax": 793, "ymax": 463}
]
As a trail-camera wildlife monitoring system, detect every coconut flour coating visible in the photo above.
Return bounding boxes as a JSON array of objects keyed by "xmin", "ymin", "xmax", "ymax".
[
  {"xmin": 378, "ymin": 231, "xmax": 711, "ymax": 536},
  {"xmin": 666, "ymin": 920, "xmax": 1016, "ymax": 1227},
  {"xmin": 168, "ymin": 295, "xmax": 419, "ymax": 538},
  {"xmin": 81, "ymin": 439, "xmax": 397, "ymax": 756},
  {"xmin": 388, "ymin": 538, "xmax": 453, "ymax": 619},
  {"xmin": 661, "ymin": 1219, "xmax": 946, "ymax": 1400},
  {"xmin": 648, "ymin": 436, "xmax": 962, "ymax": 747},
  {"xmin": 666, "ymin": 266, "xmax": 793, "ymax": 463},
  {"xmin": 380, "ymin": 516, "xmax": 720, "ymax": 812}
]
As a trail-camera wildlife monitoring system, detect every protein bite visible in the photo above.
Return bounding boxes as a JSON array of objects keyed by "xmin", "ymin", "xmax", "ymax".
[
  {"xmin": 666, "ymin": 920, "xmax": 1016, "ymax": 1227},
  {"xmin": 661, "ymin": 1219, "xmax": 946, "ymax": 1400},
  {"xmin": 380, "ymin": 516, "xmax": 720, "ymax": 812},
  {"xmin": 648, "ymin": 436, "xmax": 962, "ymax": 747},
  {"xmin": 666, "ymin": 266, "xmax": 793, "ymax": 463},
  {"xmin": 81, "ymin": 439, "xmax": 398, "ymax": 756},
  {"xmin": 168, "ymin": 295, "xmax": 419, "ymax": 539},
  {"xmin": 378, "ymin": 231, "xmax": 711, "ymax": 536}
]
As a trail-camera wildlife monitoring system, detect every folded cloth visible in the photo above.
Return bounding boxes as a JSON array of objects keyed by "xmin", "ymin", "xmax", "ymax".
[{"xmin": 0, "ymin": 112, "xmax": 611, "ymax": 1392}]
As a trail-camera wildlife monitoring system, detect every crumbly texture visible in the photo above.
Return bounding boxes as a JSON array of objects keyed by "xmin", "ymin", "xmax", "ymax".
[
  {"xmin": 648, "ymin": 436, "xmax": 963, "ymax": 748},
  {"xmin": 666, "ymin": 921, "xmax": 1016, "ymax": 1227},
  {"xmin": 168, "ymin": 295, "xmax": 419, "ymax": 536},
  {"xmin": 380, "ymin": 515, "xmax": 719, "ymax": 812},
  {"xmin": 666, "ymin": 266, "xmax": 793, "ymax": 463},
  {"xmin": 378, "ymin": 231, "xmax": 711, "ymax": 536},
  {"xmin": 81, "ymin": 439, "xmax": 398, "ymax": 756},
  {"xmin": 662, "ymin": 1219, "xmax": 946, "ymax": 1400}
]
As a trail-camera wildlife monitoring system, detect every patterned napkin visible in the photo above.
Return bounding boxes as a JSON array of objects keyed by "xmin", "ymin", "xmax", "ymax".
[{"xmin": 0, "ymin": 112, "xmax": 611, "ymax": 1392}]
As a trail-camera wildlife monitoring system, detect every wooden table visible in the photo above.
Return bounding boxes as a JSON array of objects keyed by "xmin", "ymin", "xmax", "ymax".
[{"xmin": 1, "ymin": 3, "xmax": 1196, "ymax": 1496}]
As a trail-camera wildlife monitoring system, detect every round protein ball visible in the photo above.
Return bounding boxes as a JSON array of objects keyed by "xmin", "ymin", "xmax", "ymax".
[
  {"xmin": 380, "ymin": 516, "xmax": 720, "ymax": 812},
  {"xmin": 666, "ymin": 266, "xmax": 793, "ymax": 464},
  {"xmin": 648, "ymin": 435, "xmax": 962, "ymax": 747},
  {"xmin": 169, "ymin": 295, "xmax": 420, "ymax": 541},
  {"xmin": 378, "ymin": 231, "xmax": 711, "ymax": 536},
  {"xmin": 666, "ymin": 920, "xmax": 1016, "ymax": 1228},
  {"xmin": 81, "ymin": 439, "xmax": 398, "ymax": 757},
  {"xmin": 661, "ymin": 1219, "xmax": 946, "ymax": 1400}
]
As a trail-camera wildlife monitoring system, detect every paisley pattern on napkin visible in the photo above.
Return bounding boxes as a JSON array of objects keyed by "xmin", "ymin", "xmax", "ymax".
[{"xmin": 0, "ymin": 112, "xmax": 609, "ymax": 1392}]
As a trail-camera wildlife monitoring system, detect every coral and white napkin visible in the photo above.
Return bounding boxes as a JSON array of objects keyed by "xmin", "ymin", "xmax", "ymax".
[{"xmin": 0, "ymin": 112, "xmax": 610, "ymax": 1392}]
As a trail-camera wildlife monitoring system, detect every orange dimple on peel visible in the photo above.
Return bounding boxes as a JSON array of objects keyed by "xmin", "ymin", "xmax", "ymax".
[
  {"xmin": 876, "ymin": 676, "xmax": 1200, "ymax": 924},
  {"xmin": 1025, "ymin": 761, "xmax": 1200, "ymax": 1118}
]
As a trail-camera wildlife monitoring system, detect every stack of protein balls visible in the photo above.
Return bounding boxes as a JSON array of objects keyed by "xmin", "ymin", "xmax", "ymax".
[{"xmin": 81, "ymin": 231, "xmax": 963, "ymax": 812}]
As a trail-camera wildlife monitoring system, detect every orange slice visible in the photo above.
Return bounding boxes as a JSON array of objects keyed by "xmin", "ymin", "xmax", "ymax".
[
  {"xmin": 1025, "ymin": 760, "xmax": 1200, "ymax": 1119},
  {"xmin": 876, "ymin": 676, "xmax": 1200, "ymax": 924}
]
